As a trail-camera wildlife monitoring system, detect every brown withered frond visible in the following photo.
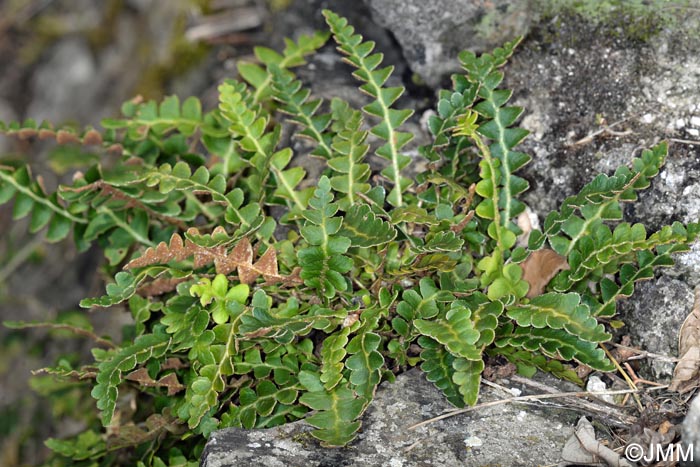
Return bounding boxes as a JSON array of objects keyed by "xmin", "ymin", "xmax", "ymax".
[{"xmin": 125, "ymin": 227, "xmax": 301, "ymax": 286}]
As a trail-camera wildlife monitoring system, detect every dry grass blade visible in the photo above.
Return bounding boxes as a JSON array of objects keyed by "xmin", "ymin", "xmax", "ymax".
[{"xmin": 407, "ymin": 383, "xmax": 664, "ymax": 430}]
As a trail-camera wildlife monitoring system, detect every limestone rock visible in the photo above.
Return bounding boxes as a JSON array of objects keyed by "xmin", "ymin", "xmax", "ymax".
[
  {"xmin": 682, "ymin": 395, "xmax": 700, "ymax": 467},
  {"xmin": 365, "ymin": 0, "xmax": 532, "ymax": 87},
  {"xmin": 202, "ymin": 369, "xmax": 578, "ymax": 466}
]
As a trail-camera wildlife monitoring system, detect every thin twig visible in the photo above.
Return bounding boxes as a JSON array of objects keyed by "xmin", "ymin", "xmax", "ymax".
[
  {"xmin": 669, "ymin": 137, "xmax": 700, "ymax": 146},
  {"xmin": 408, "ymin": 385, "xmax": 667, "ymax": 431},
  {"xmin": 602, "ymin": 343, "xmax": 644, "ymax": 411},
  {"xmin": 623, "ymin": 362, "xmax": 665, "ymax": 387},
  {"xmin": 609, "ymin": 342, "xmax": 679, "ymax": 363},
  {"xmin": 570, "ymin": 117, "xmax": 633, "ymax": 146}
]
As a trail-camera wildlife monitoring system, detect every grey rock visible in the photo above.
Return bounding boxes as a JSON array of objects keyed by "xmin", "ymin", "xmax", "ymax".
[
  {"xmin": 27, "ymin": 38, "xmax": 98, "ymax": 124},
  {"xmin": 618, "ymin": 275, "xmax": 694, "ymax": 379},
  {"xmin": 682, "ymin": 394, "xmax": 700, "ymax": 467},
  {"xmin": 365, "ymin": 0, "xmax": 532, "ymax": 87},
  {"xmin": 504, "ymin": 18, "xmax": 700, "ymax": 286},
  {"xmin": 202, "ymin": 369, "xmax": 578, "ymax": 466},
  {"xmin": 496, "ymin": 16, "xmax": 700, "ymax": 380}
]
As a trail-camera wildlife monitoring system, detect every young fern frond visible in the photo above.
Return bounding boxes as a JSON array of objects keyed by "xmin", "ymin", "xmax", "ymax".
[
  {"xmin": 530, "ymin": 142, "xmax": 669, "ymax": 255},
  {"xmin": 102, "ymin": 95, "xmax": 225, "ymax": 140},
  {"xmin": 271, "ymin": 66, "xmax": 334, "ymax": 159},
  {"xmin": 323, "ymin": 9, "xmax": 413, "ymax": 207},
  {"xmin": 0, "ymin": 165, "xmax": 84, "ymax": 242},
  {"xmin": 238, "ymin": 32, "xmax": 329, "ymax": 103},
  {"xmin": 91, "ymin": 328, "xmax": 171, "ymax": 426},
  {"xmin": 297, "ymin": 176, "xmax": 352, "ymax": 299},
  {"xmin": 328, "ymin": 98, "xmax": 372, "ymax": 209},
  {"xmin": 219, "ymin": 80, "xmax": 311, "ymax": 214}
]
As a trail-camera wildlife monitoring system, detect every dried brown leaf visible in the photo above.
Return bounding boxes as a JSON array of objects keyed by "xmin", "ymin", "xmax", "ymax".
[
  {"xmin": 670, "ymin": 286, "xmax": 700, "ymax": 393},
  {"xmin": 482, "ymin": 362, "xmax": 517, "ymax": 381},
  {"xmin": 562, "ymin": 417, "xmax": 634, "ymax": 467},
  {"xmin": 126, "ymin": 233, "xmax": 192, "ymax": 269},
  {"xmin": 450, "ymin": 184, "xmax": 476, "ymax": 234},
  {"xmin": 217, "ymin": 236, "xmax": 251, "ymax": 274},
  {"xmin": 520, "ymin": 248, "xmax": 570, "ymax": 298},
  {"xmin": 263, "ymin": 266, "xmax": 303, "ymax": 287},
  {"xmin": 107, "ymin": 143, "xmax": 123, "ymax": 156},
  {"xmin": 158, "ymin": 373, "xmax": 186, "ymax": 396},
  {"xmin": 17, "ymin": 128, "xmax": 37, "ymax": 140},
  {"xmin": 38, "ymin": 129, "xmax": 56, "ymax": 140},
  {"xmin": 125, "ymin": 367, "xmax": 153, "ymax": 384}
]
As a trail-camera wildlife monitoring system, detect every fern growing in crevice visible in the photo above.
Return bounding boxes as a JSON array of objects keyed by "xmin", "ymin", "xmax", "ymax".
[{"xmin": 1, "ymin": 9, "xmax": 698, "ymax": 466}]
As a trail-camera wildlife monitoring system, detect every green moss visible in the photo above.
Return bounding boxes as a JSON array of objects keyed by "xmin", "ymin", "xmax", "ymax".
[{"xmin": 534, "ymin": 0, "xmax": 696, "ymax": 41}]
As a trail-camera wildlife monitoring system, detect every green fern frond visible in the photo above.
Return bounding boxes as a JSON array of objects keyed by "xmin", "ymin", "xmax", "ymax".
[
  {"xmin": 238, "ymin": 31, "xmax": 329, "ymax": 103},
  {"xmin": 300, "ymin": 381, "xmax": 366, "ymax": 447},
  {"xmin": 418, "ymin": 336, "xmax": 464, "ymax": 407},
  {"xmin": 297, "ymin": 176, "xmax": 352, "ymax": 298},
  {"xmin": 327, "ymin": 98, "xmax": 371, "ymax": 208},
  {"xmin": 496, "ymin": 325, "xmax": 613, "ymax": 370},
  {"xmin": 345, "ymin": 308, "xmax": 384, "ymax": 398},
  {"xmin": 414, "ymin": 301, "xmax": 482, "ymax": 361},
  {"xmin": 91, "ymin": 328, "xmax": 171, "ymax": 426},
  {"xmin": 452, "ymin": 357, "xmax": 484, "ymax": 406},
  {"xmin": 0, "ymin": 165, "xmax": 84, "ymax": 242},
  {"xmin": 271, "ymin": 66, "xmax": 334, "ymax": 159},
  {"xmin": 323, "ymin": 9, "xmax": 413, "ymax": 207},
  {"xmin": 320, "ymin": 328, "xmax": 350, "ymax": 391},
  {"xmin": 506, "ymin": 292, "xmax": 611, "ymax": 343},
  {"xmin": 102, "ymin": 95, "xmax": 226, "ymax": 139}
]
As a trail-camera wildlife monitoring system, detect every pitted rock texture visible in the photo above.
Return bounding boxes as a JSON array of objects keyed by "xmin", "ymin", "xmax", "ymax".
[{"xmin": 201, "ymin": 369, "xmax": 578, "ymax": 467}]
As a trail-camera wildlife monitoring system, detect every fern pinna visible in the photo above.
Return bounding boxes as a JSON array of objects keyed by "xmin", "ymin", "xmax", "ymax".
[{"xmin": 0, "ymin": 9, "xmax": 697, "ymax": 466}]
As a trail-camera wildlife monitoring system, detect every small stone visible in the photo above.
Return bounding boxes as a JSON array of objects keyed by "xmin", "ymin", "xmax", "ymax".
[
  {"xmin": 464, "ymin": 436, "xmax": 483, "ymax": 448},
  {"xmin": 586, "ymin": 376, "xmax": 615, "ymax": 404},
  {"xmin": 690, "ymin": 116, "xmax": 700, "ymax": 126},
  {"xmin": 641, "ymin": 113, "xmax": 655, "ymax": 124}
]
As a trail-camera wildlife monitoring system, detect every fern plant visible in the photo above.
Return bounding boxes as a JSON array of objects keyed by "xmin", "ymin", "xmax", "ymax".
[{"xmin": 1, "ymin": 9, "xmax": 698, "ymax": 466}]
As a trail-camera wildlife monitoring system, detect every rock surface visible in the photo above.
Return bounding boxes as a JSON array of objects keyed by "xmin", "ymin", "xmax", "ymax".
[
  {"xmin": 365, "ymin": 0, "xmax": 531, "ymax": 87},
  {"xmin": 499, "ymin": 15, "xmax": 700, "ymax": 380},
  {"xmin": 682, "ymin": 394, "xmax": 700, "ymax": 467},
  {"xmin": 202, "ymin": 369, "xmax": 578, "ymax": 467}
]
